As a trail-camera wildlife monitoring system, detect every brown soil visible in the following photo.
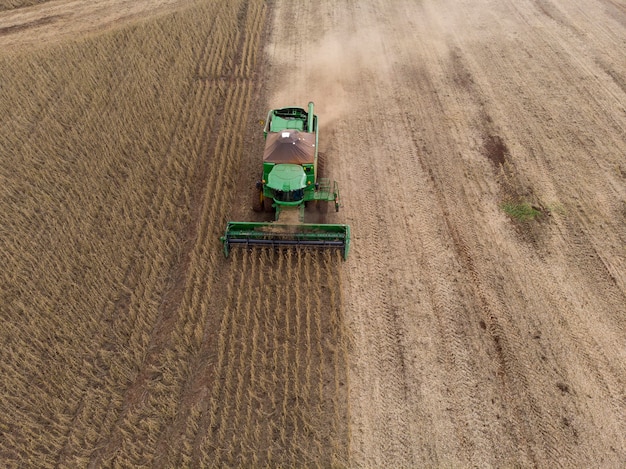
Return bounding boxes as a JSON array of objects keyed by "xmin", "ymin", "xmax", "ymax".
[
  {"xmin": 0, "ymin": 0, "xmax": 195, "ymax": 49},
  {"xmin": 264, "ymin": 0, "xmax": 626, "ymax": 466}
]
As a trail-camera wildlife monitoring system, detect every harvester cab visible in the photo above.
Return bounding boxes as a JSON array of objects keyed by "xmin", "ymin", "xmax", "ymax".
[{"xmin": 221, "ymin": 102, "xmax": 350, "ymax": 259}]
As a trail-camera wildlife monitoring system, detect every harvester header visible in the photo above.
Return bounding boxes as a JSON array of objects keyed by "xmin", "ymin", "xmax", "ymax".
[{"xmin": 220, "ymin": 102, "xmax": 350, "ymax": 259}]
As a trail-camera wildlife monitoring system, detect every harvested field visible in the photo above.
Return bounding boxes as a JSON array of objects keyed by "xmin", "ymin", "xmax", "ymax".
[
  {"xmin": 0, "ymin": 1, "xmax": 50, "ymax": 14},
  {"xmin": 265, "ymin": 0, "xmax": 626, "ymax": 466},
  {"xmin": 2, "ymin": 0, "xmax": 626, "ymax": 467}
]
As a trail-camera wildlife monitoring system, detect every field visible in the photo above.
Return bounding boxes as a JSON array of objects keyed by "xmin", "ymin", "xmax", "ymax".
[
  {"xmin": 1, "ymin": 0, "xmax": 626, "ymax": 467},
  {"xmin": 0, "ymin": 0, "xmax": 349, "ymax": 466}
]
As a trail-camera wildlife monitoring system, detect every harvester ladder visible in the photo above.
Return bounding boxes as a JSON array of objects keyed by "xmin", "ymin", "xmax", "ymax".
[{"xmin": 316, "ymin": 177, "xmax": 332, "ymax": 201}]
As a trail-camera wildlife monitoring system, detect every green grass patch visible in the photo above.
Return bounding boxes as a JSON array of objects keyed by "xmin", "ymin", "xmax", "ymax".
[{"xmin": 502, "ymin": 202, "xmax": 543, "ymax": 221}]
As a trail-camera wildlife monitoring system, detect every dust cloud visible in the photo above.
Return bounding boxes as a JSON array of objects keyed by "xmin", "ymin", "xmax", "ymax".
[
  {"xmin": 267, "ymin": 26, "xmax": 392, "ymax": 129},
  {"xmin": 264, "ymin": 1, "xmax": 455, "ymax": 129}
]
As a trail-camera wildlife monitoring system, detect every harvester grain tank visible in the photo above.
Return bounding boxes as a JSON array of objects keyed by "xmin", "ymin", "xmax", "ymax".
[{"xmin": 220, "ymin": 102, "xmax": 351, "ymax": 259}]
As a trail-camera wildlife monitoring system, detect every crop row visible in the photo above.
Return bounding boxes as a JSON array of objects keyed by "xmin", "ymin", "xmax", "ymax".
[
  {"xmin": 0, "ymin": 0, "xmax": 265, "ymax": 466},
  {"xmin": 198, "ymin": 248, "xmax": 349, "ymax": 468}
]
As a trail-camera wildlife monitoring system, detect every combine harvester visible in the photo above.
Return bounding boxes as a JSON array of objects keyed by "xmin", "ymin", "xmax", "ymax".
[{"xmin": 221, "ymin": 102, "xmax": 351, "ymax": 259}]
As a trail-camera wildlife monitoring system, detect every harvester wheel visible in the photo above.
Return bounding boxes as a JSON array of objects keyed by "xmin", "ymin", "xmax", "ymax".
[
  {"xmin": 252, "ymin": 187, "xmax": 263, "ymax": 212},
  {"xmin": 263, "ymin": 196, "xmax": 274, "ymax": 212}
]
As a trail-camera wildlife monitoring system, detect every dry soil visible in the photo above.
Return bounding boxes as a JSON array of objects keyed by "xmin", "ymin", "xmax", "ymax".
[{"xmin": 263, "ymin": 0, "xmax": 626, "ymax": 466}]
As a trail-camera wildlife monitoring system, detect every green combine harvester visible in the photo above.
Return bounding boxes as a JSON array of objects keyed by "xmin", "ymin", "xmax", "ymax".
[{"xmin": 221, "ymin": 102, "xmax": 351, "ymax": 259}]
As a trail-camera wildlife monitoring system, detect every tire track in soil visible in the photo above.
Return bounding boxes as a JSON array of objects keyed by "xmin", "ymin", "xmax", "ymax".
[
  {"xmin": 375, "ymin": 3, "xmax": 587, "ymax": 465},
  {"xmin": 432, "ymin": 50, "xmax": 556, "ymax": 466},
  {"xmin": 413, "ymin": 1, "xmax": 626, "ymax": 464},
  {"xmin": 393, "ymin": 102, "xmax": 510, "ymax": 465},
  {"xmin": 262, "ymin": 0, "xmax": 484, "ymax": 464},
  {"xmin": 407, "ymin": 43, "xmax": 576, "ymax": 469},
  {"xmin": 556, "ymin": 220, "xmax": 626, "ymax": 417},
  {"xmin": 270, "ymin": 0, "xmax": 626, "ymax": 465},
  {"xmin": 399, "ymin": 109, "xmax": 505, "ymax": 466},
  {"xmin": 340, "ymin": 108, "xmax": 420, "ymax": 466},
  {"xmin": 466, "ymin": 0, "xmax": 626, "ymax": 426}
]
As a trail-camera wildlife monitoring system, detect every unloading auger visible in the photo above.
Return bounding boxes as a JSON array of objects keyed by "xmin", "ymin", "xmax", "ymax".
[{"xmin": 220, "ymin": 102, "xmax": 351, "ymax": 259}]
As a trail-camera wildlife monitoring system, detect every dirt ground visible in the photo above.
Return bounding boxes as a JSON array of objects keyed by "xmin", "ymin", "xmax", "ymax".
[
  {"xmin": 0, "ymin": 0, "xmax": 194, "ymax": 49},
  {"xmin": 263, "ymin": 0, "xmax": 626, "ymax": 466},
  {"xmin": 2, "ymin": 0, "xmax": 625, "ymax": 466}
]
